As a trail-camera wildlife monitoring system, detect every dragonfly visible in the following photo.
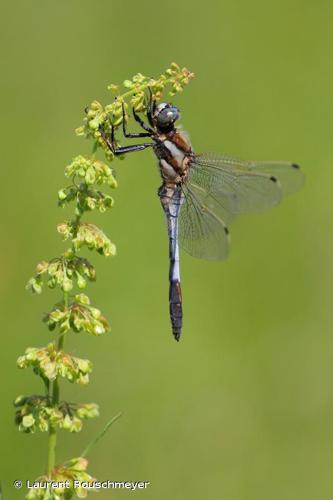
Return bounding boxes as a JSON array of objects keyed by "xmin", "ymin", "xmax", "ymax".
[{"xmin": 98, "ymin": 91, "xmax": 304, "ymax": 341}]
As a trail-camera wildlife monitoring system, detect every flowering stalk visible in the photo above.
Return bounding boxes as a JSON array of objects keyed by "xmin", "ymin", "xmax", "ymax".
[
  {"xmin": 16, "ymin": 154, "xmax": 115, "ymax": 498},
  {"xmin": 15, "ymin": 63, "xmax": 193, "ymax": 499}
]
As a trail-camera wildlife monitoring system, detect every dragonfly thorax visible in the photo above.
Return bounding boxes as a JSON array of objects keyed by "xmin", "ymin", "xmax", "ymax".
[{"xmin": 153, "ymin": 129, "xmax": 193, "ymax": 185}]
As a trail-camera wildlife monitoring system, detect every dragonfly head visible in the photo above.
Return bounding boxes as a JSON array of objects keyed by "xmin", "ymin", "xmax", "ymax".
[{"xmin": 153, "ymin": 103, "xmax": 180, "ymax": 132}]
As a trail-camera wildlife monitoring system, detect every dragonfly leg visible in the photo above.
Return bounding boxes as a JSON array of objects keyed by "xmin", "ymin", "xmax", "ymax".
[
  {"xmin": 146, "ymin": 87, "xmax": 156, "ymax": 127},
  {"xmin": 111, "ymin": 120, "xmax": 115, "ymax": 144},
  {"xmin": 132, "ymin": 107, "xmax": 154, "ymax": 133},
  {"xmin": 98, "ymin": 125, "xmax": 153, "ymax": 155},
  {"xmin": 122, "ymin": 103, "xmax": 153, "ymax": 138},
  {"xmin": 112, "ymin": 143, "xmax": 153, "ymax": 155},
  {"xmin": 98, "ymin": 124, "xmax": 115, "ymax": 152}
]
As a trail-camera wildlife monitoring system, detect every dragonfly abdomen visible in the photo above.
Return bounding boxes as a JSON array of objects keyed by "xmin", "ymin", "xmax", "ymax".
[
  {"xmin": 169, "ymin": 231, "xmax": 182, "ymax": 340},
  {"xmin": 169, "ymin": 280, "xmax": 182, "ymax": 341},
  {"xmin": 159, "ymin": 183, "xmax": 185, "ymax": 341}
]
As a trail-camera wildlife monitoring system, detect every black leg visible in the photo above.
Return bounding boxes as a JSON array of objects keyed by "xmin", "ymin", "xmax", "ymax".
[
  {"xmin": 111, "ymin": 121, "xmax": 115, "ymax": 144},
  {"xmin": 112, "ymin": 143, "xmax": 153, "ymax": 155},
  {"xmin": 132, "ymin": 106, "xmax": 154, "ymax": 134},
  {"xmin": 99, "ymin": 124, "xmax": 117, "ymax": 153},
  {"xmin": 146, "ymin": 87, "xmax": 156, "ymax": 127},
  {"xmin": 99, "ymin": 125, "xmax": 153, "ymax": 156},
  {"xmin": 121, "ymin": 103, "xmax": 152, "ymax": 138}
]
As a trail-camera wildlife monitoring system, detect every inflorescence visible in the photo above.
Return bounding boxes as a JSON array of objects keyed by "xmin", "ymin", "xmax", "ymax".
[{"xmin": 16, "ymin": 62, "xmax": 193, "ymax": 499}]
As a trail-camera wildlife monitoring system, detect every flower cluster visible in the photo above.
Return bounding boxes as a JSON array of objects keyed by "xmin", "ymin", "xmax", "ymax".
[
  {"xmin": 26, "ymin": 457, "xmax": 96, "ymax": 499},
  {"xmin": 44, "ymin": 294, "xmax": 110, "ymax": 336},
  {"xmin": 75, "ymin": 62, "xmax": 194, "ymax": 161},
  {"xmin": 17, "ymin": 344, "xmax": 93, "ymax": 385},
  {"xmin": 26, "ymin": 253, "xmax": 96, "ymax": 294},
  {"xmin": 60, "ymin": 185, "xmax": 115, "ymax": 215},
  {"xmin": 57, "ymin": 221, "xmax": 116, "ymax": 257},
  {"xmin": 15, "ymin": 395, "xmax": 99, "ymax": 434},
  {"xmin": 64, "ymin": 155, "xmax": 117, "ymax": 187},
  {"xmin": 114, "ymin": 62, "xmax": 194, "ymax": 101},
  {"xmin": 58, "ymin": 155, "xmax": 118, "ymax": 212}
]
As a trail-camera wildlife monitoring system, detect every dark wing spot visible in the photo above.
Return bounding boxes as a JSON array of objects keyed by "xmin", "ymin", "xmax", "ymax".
[
  {"xmin": 292, "ymin": 163, "xmax": 301, "ymax": 169},
  {"xmin": 224, "ymin": 226, "xmax": 230, "ymax": 235},
  {"xmin": 270, "ymin": 176, "xmax": 278, "ymax": 183}
]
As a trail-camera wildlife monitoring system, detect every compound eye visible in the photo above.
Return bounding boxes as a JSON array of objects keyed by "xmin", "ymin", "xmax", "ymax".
[{"xmin": 157, "ymin": 106, "xmax": 179, "ymax": 129}]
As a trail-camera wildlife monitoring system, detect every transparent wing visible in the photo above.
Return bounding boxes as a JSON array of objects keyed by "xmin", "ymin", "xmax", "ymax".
[
  {"xmin": 178, "ymin": 183, "xmax": 230, "ymax": 261},
  {"xmin": 186, "ymin": 175, "xmax": 237, "ymax": 225},
  {"xmin": 176, "ymin": 153, "xmax": 303, "ymax": 261},
  {"xmin": 191, "ymin": 154, "xmax": 304, "ymax": 215}
]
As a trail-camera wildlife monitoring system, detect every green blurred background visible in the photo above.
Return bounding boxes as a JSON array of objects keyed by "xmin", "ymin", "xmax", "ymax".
[{"xmin": 1, "ymin": 0, "xmax": 332, "ymax": 498}]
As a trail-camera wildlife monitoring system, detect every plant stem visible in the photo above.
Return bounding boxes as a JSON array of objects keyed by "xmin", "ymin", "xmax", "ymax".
[
  {"xmin": 47, "ymin": 291, "xmax": 68, "ymax": 476},
  {"xmin": 81, "ymin": 412, "xmax": 122, "ymax": 458}
]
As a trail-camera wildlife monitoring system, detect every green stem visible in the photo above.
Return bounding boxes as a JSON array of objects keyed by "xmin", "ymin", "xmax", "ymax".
[
  {"xmin": 47, "ymin": 291, "xmax": 68, "ymax": 476},
  {"xmin": 81, "ymin": 412, "xmax": 122, "ymax": 458}
]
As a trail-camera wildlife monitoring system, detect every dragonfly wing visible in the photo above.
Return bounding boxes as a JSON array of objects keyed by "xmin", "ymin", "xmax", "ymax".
[
  {"xmin": 178, "ymin": 183, "xmax": 230, "ymax": 260},
  {"xmin": 186, "ymin": 175, "xmax": 237, "ymax": 225},
  {"xmin": 191, "ymin": 153, "xmax": 304, "ymax": 213},
  {"xmin": 244, "ymin": 161, "xmax": 304, "ymax": 195},
  {"xmin": 177, "ymin": 153, "xmax": 303, "ymax": 261}
]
